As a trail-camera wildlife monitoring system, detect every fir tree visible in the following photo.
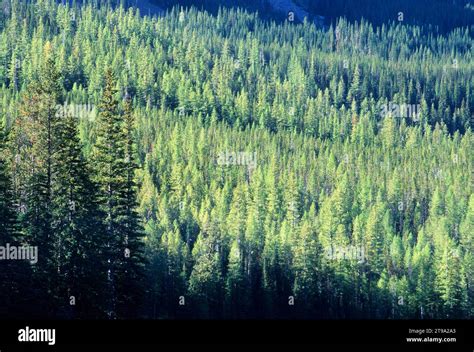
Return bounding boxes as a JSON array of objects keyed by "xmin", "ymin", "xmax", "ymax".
[{"xmin": 92, "ymin": 69, "xmax": 145, "ymax": 318}]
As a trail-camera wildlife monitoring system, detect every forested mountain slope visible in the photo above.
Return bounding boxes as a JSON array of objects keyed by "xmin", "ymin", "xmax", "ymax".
[
  {"xmin": 148, "ymin": 0, "xmax": 474, "ymax": 31},
  {"xmin": 146, "ymin": 0, "xmax": 311, "ymax": 22},
  {"xmin": 0, "ymin": 0, "xmax": 473, "ymax": 319},
  {"xmin": 298, "ymin": 0, "xmax": 474, "ymax": 33}
]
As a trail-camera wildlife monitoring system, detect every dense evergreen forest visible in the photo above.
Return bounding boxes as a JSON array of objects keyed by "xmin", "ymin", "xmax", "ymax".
[
  {"xmin": 151, "ymin": 0, "xmax": 474, "ymax": 32},
  {"xmin": 0, "ymin": 0, "xmax": 473, "ymax": 319},
  {"xmin": 299, "ymin": 0, "xmax": 474, "ymax": 32}
]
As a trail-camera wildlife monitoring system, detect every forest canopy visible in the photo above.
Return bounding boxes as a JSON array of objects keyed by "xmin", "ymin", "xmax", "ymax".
[{"xmin": 0, "ymin": 0, "xmax": 472, "ymax": 319}]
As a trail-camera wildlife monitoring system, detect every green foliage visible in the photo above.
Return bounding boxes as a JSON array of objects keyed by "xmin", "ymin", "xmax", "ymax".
[
  {"xmin": 0, "ymin": 0, "xmax": 472, "ymax": 319},
  {"xmin": 92, "ymin": 69, "xmax": 145, "ymax": 318}
]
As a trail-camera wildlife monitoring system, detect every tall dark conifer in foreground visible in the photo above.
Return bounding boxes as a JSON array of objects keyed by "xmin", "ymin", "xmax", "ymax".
[
  {"xmin": 92, "ymin": 71, "xmax": 145, "ymax": 319},
  {"xmin": 10, "ymin": 43, "xmax": 63, "ymax": 316},
  {"xmin": 52, "ymin": 100, "xmax": 108, "ymax": 318},
  {"xmin": 117, "ymin": 94, "xmax": 146, "ymax": 318},
  {"xmin": 0, "ymin": 118, "xmax": 30, "ymax": 318},
  {"xmin": 10, "ymin": 47, "xmax": 108, "ymax": 318},
  {"xmin": 0, "ymin": 120, "xmax": 17, "ymax": 244}
]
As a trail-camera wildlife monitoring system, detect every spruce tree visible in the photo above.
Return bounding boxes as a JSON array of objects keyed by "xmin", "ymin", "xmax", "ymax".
[
  {"xmin": 92, "ymin": 70, "xmax": 145, "ymax": 318},
  {"xmin": 0, "ymin": 117, "xmax": 30, "ymax": 318},
  {"xmin": 117, "ymin": 94, "xmax": 146, "ymax": 318},
  {"xmin": 460, "ymin": 195, "xmax": 474, "ymax": 317},
  {"xmin": 10, "ymin": 44, "xmax": 63, "ymax": 316},
  {"xmin": 51, "ymin": 99, "xmax": 107, "ymax": 318},
  {"xmin": 0, "ymin": 118, "xmax": 17, "ymax": 252}
]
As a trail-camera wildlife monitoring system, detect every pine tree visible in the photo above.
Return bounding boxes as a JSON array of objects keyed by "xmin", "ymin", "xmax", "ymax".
[
  {"xmin": 413, "ymin": 229, "xmax": 437, "ymax": 318},
  {"xmin": 0, "ymin": 117, "xmax": 30, "ymax": 318},
  {"xmin": 161, "ymin": 223, "xmax": 186, "ymax": 318},
  {"xmin": 0, "ymin": 118, "xmax": 17, "ymax": 251},
  {"xmin": 347, "ymin": 65, "xmax": 361, "ymax": 104},
  {"xmin": 51, "ymin": 98, "xmax": 107, "ymax": 318},
  {"xmin": 460, "ymin": 195, "xmax": 474, "ymax": 317},
  {"xmin": 292, "ymin": 211, "xmax": 321, "ymax": 317},
  {"xmin": 434, "ymin": 217, "xmax": 467, "ymax": 318},
  {"xmin": 225, "ymin": 239, "xmax": 251, "ymax": 318},
  {"xmin": 117, "ymin": 94, "xmax": 146, "ymax": 318},
  {"xmin": 92, "ymin": 69, "xmax": 144, "ymax": 318},
  {"xmin": 10, "ymin": 44, "xmax": 63, "ymax": 316},
  {"xmin": 366, "ymin": 201, "xmax": 386, "ymax": 275},
  {"xmin": 188, "ymin": 226, "xmax": 223, "ymax": 318}
]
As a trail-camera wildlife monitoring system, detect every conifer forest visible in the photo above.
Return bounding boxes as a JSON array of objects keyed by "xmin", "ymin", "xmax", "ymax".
[{"xmin": 0, "ymin": 0, "xmax": 473, "ymax": 320}]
